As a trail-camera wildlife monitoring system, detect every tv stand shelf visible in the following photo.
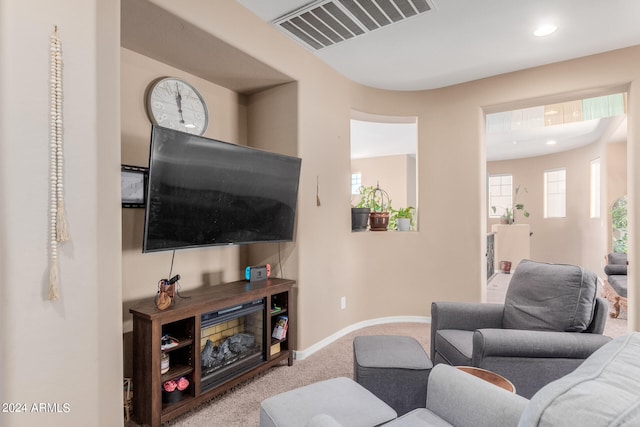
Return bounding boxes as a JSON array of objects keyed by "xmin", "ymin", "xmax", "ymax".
[{"xmin": 130, "ymin": 278, "xmax": 295, "ymax": 427}]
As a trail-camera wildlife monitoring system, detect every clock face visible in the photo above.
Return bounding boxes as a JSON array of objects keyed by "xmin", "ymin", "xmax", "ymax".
[{"xmin": 146, "ymin": 77, "xmax": 208, "ymax": 135}]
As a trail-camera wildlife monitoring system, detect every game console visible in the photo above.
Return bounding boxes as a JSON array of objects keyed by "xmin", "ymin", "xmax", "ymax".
[{"xmin": 245, "ymin": 264, "xmax": 271, "ymax": 282}]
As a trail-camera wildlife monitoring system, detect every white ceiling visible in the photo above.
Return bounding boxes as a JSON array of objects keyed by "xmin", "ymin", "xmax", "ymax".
[
  {"xmin": 237, "ymin": 0, "xmax": 636, "ymax": 160},
  {"xmin": 351, "ymin": 119, "xmax": 417, "ymax": 160},
  {"xmin": 237, "ymin": 0, "xmax": 640, "ymax": 91}
]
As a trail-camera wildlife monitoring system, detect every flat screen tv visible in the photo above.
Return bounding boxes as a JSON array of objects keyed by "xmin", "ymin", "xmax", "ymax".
[{"xmin": 142, "ymin": 125, "xmax": 302, "ymax": 253}]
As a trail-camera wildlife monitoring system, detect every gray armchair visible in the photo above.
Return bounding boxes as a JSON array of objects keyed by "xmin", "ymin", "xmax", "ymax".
[{"xmin": 430, "ymin": 259, "xmax": 611, "ymax": 398}]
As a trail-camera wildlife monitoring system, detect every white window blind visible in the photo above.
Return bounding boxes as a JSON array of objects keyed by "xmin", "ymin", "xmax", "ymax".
[
  {"xmin": 489, "ymin": 174, "xmax": 512, "ymax": 218},
  {"xmin": 544, "ymin": 169, "xmax": 566, "ymax": 218}
]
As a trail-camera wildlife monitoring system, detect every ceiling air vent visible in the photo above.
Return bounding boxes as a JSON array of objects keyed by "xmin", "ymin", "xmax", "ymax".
[{"xmin": 273, "ymin": 0, "xmax": 433, "ymax": 50}]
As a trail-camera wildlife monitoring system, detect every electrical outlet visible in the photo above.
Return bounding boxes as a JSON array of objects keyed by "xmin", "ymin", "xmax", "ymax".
[{"xmin": 340, "ymin": 296, "xmax": 346, "ymax": 310}]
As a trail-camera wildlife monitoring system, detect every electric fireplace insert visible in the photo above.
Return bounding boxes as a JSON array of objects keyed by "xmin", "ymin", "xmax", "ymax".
[{"xmin": 200, "ymin": 299, "xmax": 265, "ymax": 391}]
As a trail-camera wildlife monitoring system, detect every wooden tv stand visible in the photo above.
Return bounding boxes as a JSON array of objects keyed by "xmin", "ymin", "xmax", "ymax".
[{"xmin": 129, "ymin": 278, "xmax": 295, "ymax": 427}]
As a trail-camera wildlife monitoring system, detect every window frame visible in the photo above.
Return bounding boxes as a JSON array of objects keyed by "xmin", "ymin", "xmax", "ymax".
[
  {"xmin": 590, "ymin": 158, "xmax": 601, "ymax": 219},
  {"xmin": 544, "ymin": 168, "xmax": 567, "ymax": 218},
  {"xmin": 351, "ymin": 172, "xmax": 362, "ymax": 195},
  {"xmin": 488, "ymin": 174, "xmax": 513, "ymax": 218}
]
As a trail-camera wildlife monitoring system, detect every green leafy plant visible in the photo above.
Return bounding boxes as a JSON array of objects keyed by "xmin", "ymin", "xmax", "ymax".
[
  {"xmin": 611, "ymin": 196, "xmax": 628, "ymax": 253},
  {"xmin": 396, "ymin": 206, "xmax": 415, "ymax": 219},
  {"xmin": 355, "ymin": 185, "xmax": 389, "ymax": 212},
  {"xmin": 492, "ymin": 185, "xmax": 529, "ymax": 224},
  {"xmin": 390, "ymin": 206, "xmax": 415, "ymax": 230}
]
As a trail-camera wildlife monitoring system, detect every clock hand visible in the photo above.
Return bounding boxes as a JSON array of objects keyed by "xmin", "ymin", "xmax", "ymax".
[{"xmin": 175, "ymin": 83, "xmax": 185, "ymax": 124}]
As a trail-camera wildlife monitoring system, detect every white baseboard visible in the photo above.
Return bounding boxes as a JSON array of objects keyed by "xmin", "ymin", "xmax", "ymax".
[{"xmin": 293, "ymin": 315, "xmax": 431, "ymax": 361}]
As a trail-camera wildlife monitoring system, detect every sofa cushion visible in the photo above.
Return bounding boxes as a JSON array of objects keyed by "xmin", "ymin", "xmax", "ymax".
[
  {"xmin": 434, "ymin": 330, "xmax": 473, "ymax": 366},
  {"xmin": 605, "ymin": 263, "xmax": 627, "ymax": 276},
  {"xmin": 503, "ymin": 260, "xmax": 597, "ymax": 332},
  {"xmin": 305, "ymin": 414, "xmax": 344, "ymax": 427},
  {"xmin": 383, "ymin": 408, "xmax": 453, "ymax": 426},
  {"xmin": 608, "ymin": 276, "xmax": 628, "ymax": 298},
  {"xmin": 607, "ymin": 252, "xmax": 628, "ymax": 265},
  {"xmin": 259, "ymin": 377, "xmax": 397, "ymax": 427},
  {"xmin": 518, "ymin": 333, "xmax": 640, "ymax": 427}
]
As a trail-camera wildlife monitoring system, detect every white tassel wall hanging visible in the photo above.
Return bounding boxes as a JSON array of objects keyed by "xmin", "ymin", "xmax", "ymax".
[{"xmin": 49, "ymin": 26, "xmax": 70, "ymax": 301}]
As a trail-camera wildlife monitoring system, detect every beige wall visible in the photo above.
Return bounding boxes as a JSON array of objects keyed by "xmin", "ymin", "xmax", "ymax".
[
  {"xmin": 351, "ymin": 154, "xmax": 415, "ymax": 209},
  {"xmin": 0, "ymin": 0, "xmax": 122, "ymax": 425}
]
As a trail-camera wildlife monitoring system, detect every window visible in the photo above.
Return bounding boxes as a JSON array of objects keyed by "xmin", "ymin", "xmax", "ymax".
[
  {"xmin": 544, "ymin": 168, "xmax": 566, "ymax": 218},
  {"xmin": 611, "ymin": 196, "xmax": 628, "ymax": 253},
  {"xmin": 590, "ymin": 159, "xmax": 600, "ymax": 218},
  {"xmin": 351, "ymin": 172, "xmax": 362, "ymax": 195},
  {"xmin": 350, "ymin": 111, "xmax": 418, "ymax": 231},
  {"xmin": 488, "ymin": 174, "xmax": 512, "ymax": 218}
]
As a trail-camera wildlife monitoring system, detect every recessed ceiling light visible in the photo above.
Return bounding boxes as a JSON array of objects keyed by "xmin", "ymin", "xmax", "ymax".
[
  {"xmin": 534, "ymin": 24, "xmax": 558, "ymax": 37},
  {"xmin": 546, "ymin": 140, "xmax": 557, "ymax": 145}
]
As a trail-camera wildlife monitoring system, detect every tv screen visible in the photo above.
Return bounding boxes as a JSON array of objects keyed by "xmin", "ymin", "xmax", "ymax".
[{"xmin": 142, "ymin": 126, "xmax": 302, "ymax": 253}]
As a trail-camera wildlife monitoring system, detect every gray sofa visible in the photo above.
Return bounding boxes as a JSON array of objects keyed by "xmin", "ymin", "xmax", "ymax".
[
  {"xmin": 260, "ymin": 333, "xmax": 640, "ymax": 426},
  {"xmin": 431, "ymin": 259, "xmax": 611, "ymax": 398}
]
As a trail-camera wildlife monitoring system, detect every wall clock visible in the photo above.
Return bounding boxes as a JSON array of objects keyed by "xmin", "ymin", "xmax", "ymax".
[{"xmin": 145, "ymin": 77, "xmax": 208, "ymax": 135}]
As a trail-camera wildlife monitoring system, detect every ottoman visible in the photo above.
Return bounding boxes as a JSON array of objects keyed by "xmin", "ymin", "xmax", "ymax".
[
  {"xmin": 353, "ymin": 335, "xmax": 432, "ymax": 416},
  {"xmin": 259, "ymin": 377, "xmax": 397, "ymax": 427}
]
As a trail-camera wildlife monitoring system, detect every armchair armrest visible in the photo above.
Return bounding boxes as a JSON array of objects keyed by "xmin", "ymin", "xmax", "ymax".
[
  {"xmin": 431, "ymin": 301, "xmax": 504, "ymax": 358},
  {"xmin": 426, "ymin": 364, "xmax": 528, "ymax": 427},
  {"xmin": 585, "ymin": 297, "xmax": 608, "ymax": 334},
  {"xmin": 472, "ymin": 329, "xmax": 612, "ymax": 361},
  {"xmin": 472, "ymin": 329, "xmax": 612, "ymax": 398},
  {"xmin": 432, "ymin": 302, "xmax": 505, "ymax": 330}
]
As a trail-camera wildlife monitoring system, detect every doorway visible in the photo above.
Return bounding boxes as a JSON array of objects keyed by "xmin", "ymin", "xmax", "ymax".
[{"xmin": 484, "ymin": 93, "xmax": 629, "ymax": 333}]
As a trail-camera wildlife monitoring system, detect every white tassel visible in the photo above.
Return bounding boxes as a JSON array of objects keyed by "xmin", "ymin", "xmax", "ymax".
[
  {"xmin": 49, "ymin": 257, "xmax": 59, "ymax": 301},
  {"xmin": 56, "ymin": 199, "xmax": 70, "ymax": 242}
]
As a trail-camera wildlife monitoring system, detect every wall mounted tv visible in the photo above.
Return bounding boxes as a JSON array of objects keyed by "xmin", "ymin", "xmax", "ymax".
[{"xmin": 142, "ymin": 125, "xmax": 302, "ymax": 253}]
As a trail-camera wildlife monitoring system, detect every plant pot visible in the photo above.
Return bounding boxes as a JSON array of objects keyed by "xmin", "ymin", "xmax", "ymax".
[
  {"xmin": 162, "ymin": 389, "xmax": 183, "ymax": 404},
  {"xmin": 369, "ymin": 212, "xmax": 389, "ymax": 231},
  {"xmin": 397, "ymin": 218, "xmax": 411, "ymax": 231},
  {"xmin": 499, "ymin": 261, "xmax": 512, "ymax": 274},
  {"xmin": 351, "ymin": 207, "xmax": 370, "ymax": 231}
]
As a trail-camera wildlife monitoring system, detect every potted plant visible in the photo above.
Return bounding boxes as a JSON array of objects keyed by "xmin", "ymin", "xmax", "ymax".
[
  {"xmin": 492, "ymin": 185, "xmax": 529, "ymax": 224},
  {"xmin": 495, "ymin": 207, "xmax": 514, "ymax": 224},
  {"xmin": 611, "ymin": 196, "xmax": 627, "ymax": 253},
  {"xmin": 391, "ymin": 206, "xmax": 415, "ymax": 231},
  {"xmin": 366, "ymin": 183, "xmax": 391, "ymax": 231},
  {"xmin": 351, "ymin": 184, "xmax": 392, "ymax": 231},
  {"xmin": 351, "ymin": 185, "xmax": 375, "ymax": 231}
]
